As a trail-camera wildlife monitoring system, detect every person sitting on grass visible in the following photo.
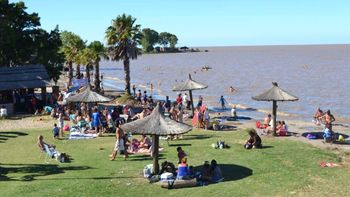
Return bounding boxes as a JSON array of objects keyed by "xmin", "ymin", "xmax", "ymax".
[
  {"xmin": 199, "ymin": 161, "xmax": 212, "ymax": 185},
  {"xmin": 139, "ymin": 134, "xmax": 151, "ymax": 149},
  {"xmin": 244, "ymin": 128, "xmax": 262, "ymax": 149},
  {"xmin": 177, "ymin": 147, "xmax": 187, "ymax": 164},
  {"xmin": 177, "ymin": 158, "xmax": 190, "ymax": 180},
  {"xmin": 276, "ymin": 121, "xmax": 288, "ymax": 136},
  {"xmin": 263, "ymin": 114, "xmax": 271, "ymax": 128},
  {"xmin": 210, "ymin": 160, "xmax": 223, "ymax": 183},
  {"xmin": 37, "ymin": 135, "xmax": 55, "ymax": 152}
]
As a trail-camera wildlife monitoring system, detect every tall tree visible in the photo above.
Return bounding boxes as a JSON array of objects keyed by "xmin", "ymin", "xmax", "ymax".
[
  {"xmin": 158, "ymin": 32, "xmax": 178, "ymax": 48},
  {"xmin": 88, "ymin": 41, "xmax": 107, "ymax": 92},
  {"xmin": 0, "ymin": 0, "xmax": 63, "ymax": 81},
  {"xmin": 141, "ymin": 28, "xmax": 159, "ymax": 52},
  {"xmin": 105, "ymin": 14, "xmax": 142, "ymax": 95},
  {"xmin": 60, "ymin": 31, "xmax": 85, "ymax": 85},
  {"xmin": 169, "ymin": 34, "xmax": 178, "ymax": 49},
  {"xmin": 30, "ymin": 27, "xmax": 64, "ymax": 83},
  {"xmin": 77, "ymin": 48, "xmax": 94, "ymax": 86},
  {"xmin": 158, "ymin": 32, "xmax": 170, "ymax": 48}
]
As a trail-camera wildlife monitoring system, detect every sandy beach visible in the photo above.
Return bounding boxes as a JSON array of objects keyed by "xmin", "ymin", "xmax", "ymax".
[{"xmin": 2, "ymin": 110, "xmax": 349, "ymax": 152}]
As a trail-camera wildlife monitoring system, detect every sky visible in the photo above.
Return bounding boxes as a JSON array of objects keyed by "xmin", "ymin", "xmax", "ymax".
[{"xmin": 10, "ymin": 0, "xmax": 350, "ymax": 47}]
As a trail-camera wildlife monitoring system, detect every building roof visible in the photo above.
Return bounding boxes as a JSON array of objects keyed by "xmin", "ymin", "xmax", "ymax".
[
  {"xmin": 252, "ymin": 82, "xmax": 299, "ymax": 102},
  {"xmin": 121, "ymin": 103, "xmax": 192, "ymax": 136},
  {"xmin": 0, "ymin": 65, "xmax": 53, "ymax": 91}
]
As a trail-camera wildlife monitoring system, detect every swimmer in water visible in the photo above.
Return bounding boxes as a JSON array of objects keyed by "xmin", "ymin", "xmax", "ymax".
[{"xmin": 229, "ymin": 86, "xmax": 236, "ymax": 93}]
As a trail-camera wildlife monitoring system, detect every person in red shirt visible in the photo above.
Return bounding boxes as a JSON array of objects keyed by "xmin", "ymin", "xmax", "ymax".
[{"xmin": 176, "ymin": 93, "xmax": 183, "ymax": 106}]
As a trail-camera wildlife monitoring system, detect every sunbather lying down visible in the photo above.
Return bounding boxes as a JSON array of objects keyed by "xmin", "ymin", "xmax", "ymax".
[
  {"xmin": 37, "ymin": 135, "xmax": 69, "ymax": 162},
  {"xmin": 128, "ymin": 138, "xmax": 164, "ymax": 154}
]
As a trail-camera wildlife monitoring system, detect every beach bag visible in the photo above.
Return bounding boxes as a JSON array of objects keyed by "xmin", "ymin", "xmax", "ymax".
[
  {"xmin": 63, "ymin": 125, "xmax": 70, "ymax": 131},
  {"xmin": 160, "ymin": 172, "xmax": 174, "ymax": 181},
  {"xmin": 306, "ymin": 133, "xmax": 317, "ymax": 140},
  {"xmin": 143, "ymin": 164, "xmax": 153, "ymax": 178},
  {"xmin": 338, "ymin": 135, "xmax": 345, "ymax": 143}
]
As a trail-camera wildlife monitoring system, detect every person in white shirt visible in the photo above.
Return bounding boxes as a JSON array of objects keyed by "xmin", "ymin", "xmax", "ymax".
[
  {"xmin": 0, "ymin": 105, "xmax": 7, "ymax": 117},
  {"xmin": 182, "ymin": 93, "xmax": 188, "ymax": 107}
]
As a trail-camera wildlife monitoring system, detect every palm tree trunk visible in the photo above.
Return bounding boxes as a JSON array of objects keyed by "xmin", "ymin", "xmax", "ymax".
[
  {"xmin": 68, "ymin": 61, "xmax": 73, "ymax": 86},
  {"xmin": 123, "ymin": 58, "xmax": 131, "ymax": 95},
  {"xmin": 94, "ymin": 61, "xmax": 100, "ymax": 92},
  {"xmin": 76, "ymin": 64, "xmax": 81, "ymax": 79},
  {"xmin": 86, "ymin": 64, "xmax": 91, "ymax": 86}
]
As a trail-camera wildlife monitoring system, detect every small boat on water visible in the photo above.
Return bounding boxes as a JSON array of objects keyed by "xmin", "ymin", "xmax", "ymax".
[{"xmin": 201, "ymin": 65, "xmax": 212, "ymax": 71}]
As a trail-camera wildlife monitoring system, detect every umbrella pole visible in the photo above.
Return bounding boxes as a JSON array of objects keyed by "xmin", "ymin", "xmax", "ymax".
[
  {"xmin": 152, "ymin": 134, "xmax": 159, "ymax": 175},
  {"xmin": 189, "ymin": 90, "xmax": 194, "ymax": 116},
  {"xmin": 272, "ymin": 101, "xmax": 277, "ymax": 135}
]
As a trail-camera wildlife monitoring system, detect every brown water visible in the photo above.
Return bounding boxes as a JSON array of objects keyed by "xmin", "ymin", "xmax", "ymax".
[{"xmin": 100, "ymin": 44, "xmax": 350, "ymax": 121}]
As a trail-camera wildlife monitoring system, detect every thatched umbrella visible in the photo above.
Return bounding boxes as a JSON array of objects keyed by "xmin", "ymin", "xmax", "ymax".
[
  {"xmin": 172, "ymin": 74, "xmax": 208, "ymax": 115},
  {"xmin": 66, "ymin": 87, "xmax": 112, "ymax": 103},
  {"xmin": 121, "ymin": 103, "xmax": 192, "ymax": 174},
  {"xmin": 252, "ymin": 82, "xmax": 298, "ymax": 135}
]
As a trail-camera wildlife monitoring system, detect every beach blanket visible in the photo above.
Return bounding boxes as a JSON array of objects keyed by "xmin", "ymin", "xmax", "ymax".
[
  {"xmin": 68, "ymin": 131, "xmax": 97, "ymax": 140},
  {"xmin": 320, "ymin": 162, "xmax": 340, "ymax": 168}
]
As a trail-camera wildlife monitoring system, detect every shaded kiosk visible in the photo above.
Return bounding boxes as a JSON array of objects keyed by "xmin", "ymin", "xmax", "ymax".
[
  {"xmin": 252, "ymin": 82, "xmax": 298, "ymax": 135},
  {"xmin": 0, "ymin": 64, "xmax": 53, "ymax": 114},
  {"xmin": 66, "ymin": 87, "xmax": 112, "ymax": 103},
  {"xmin": 172, "ymin": 74, "xmax": 208, "ymax": 116},
  {"xmin": 121, "ymin": 103, "xmax": 192, "ymax": 174}
]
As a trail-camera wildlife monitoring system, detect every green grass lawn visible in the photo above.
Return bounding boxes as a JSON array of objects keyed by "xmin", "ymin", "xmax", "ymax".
[{"xmin": 1, "ymin": 127, "xmax": 349, "ymax": 196}]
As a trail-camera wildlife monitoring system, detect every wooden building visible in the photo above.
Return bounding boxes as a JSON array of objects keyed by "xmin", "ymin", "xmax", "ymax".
[{"xmin": 0, "ymin": 65, "xmax": 53, "ymax": 115}]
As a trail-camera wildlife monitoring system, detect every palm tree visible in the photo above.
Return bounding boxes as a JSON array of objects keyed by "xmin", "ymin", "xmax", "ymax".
[
  {"xmin": 88, "ymin": 41, "xmax": 107, "ymax": 92},
  {"xmin": 77, "ymin": 48, "xmax": 94, "ymax": 86},
  {"xmin": 105, "ymin": 14, "xmax": 142, "ymax": 95},
  {"xmin": 60, "ymin": 31, "xmax": 85, "ymax": 85}
]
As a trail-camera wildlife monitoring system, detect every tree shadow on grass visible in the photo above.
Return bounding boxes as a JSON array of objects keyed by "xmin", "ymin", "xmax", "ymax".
[
  {"xmin": 0, "ymin": 163, "xmax": 92, "ymax": 182},
  {"xmin": 180, "ymin": 134, "xmax": 214, "ymax": 141},
  {"xmin": 192, "ymin": 163, "xmax": 252, "ymax": 182},
  {"xmin": 168, "ymin": 143, "xmax": 192, "ymax": 147},
  {"xmin": 129, "ymin": 153, "xmax": 165, "ymax": 161},
  {"xmin": 0, "ymin": 131, "xmax": 28, "ymax": 143}
]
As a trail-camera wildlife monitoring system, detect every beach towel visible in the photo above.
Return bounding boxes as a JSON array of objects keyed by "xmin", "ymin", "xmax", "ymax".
[
  {"xmin": 320, "ymin": 162, "xmax": 340, "ymax": 168},
  {"xmin": 68, "ymin": 131, "xmax": 97, "ymax": 140}
]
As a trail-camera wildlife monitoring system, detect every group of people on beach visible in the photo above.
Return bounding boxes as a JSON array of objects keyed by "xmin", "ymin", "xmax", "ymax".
[{"xmin": 313, "ymin": 108, "xmax": 337, "ymax": 143}]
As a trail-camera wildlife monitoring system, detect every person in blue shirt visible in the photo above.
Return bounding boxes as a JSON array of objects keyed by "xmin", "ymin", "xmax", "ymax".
[
  {"xmin": 92, "ymin": 108, "xmax": 101, "ymax": 136},
  {"xmin": 52, "ymin": 123, "xmax": 59, "ymax": 139},
  {"xmin": 219, "ymin": 96, "xmax": 228, "ymax": 109},
  {"xmin": 323, "ymin": 123, "xmax": 334, "ymax": 143}
]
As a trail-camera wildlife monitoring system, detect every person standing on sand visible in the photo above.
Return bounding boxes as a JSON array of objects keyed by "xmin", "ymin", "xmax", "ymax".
[
  {"xmin": 219, "ymin": 96, "xmax": 228, "ymax": 110},
  {"xmin": 197, "ymin": 95, "xmax": 203, "ymax": 108},
  {"xmin": 132, "ymin": 85, "xmax": 136, "ymax": 97}
]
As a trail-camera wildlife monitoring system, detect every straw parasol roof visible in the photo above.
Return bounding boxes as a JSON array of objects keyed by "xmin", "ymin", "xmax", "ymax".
[
  {"xmin": 252, "ymin": 82, "xmax": 298, "ymax": 102},
  {"xmin": 66, "ymin": 87, "xmax": 112, "ymax": 103},
  {"xmin": 121, "ymin": 104, "xmax": 192, "ymax": 136},
  {"xmin": 172, "ymin": 74, "xmax": 208, "ymax": 116},
  {"xmin": 121, "ymin": 103, "xmax": 192, "ymax": 174},
  {"xmin": 252, "ymin": 82, "xmax": 298, "ymax": 135},
  {"xmin": 172, "ymin": 76, "xmax": 208, "ymax": 91}
]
